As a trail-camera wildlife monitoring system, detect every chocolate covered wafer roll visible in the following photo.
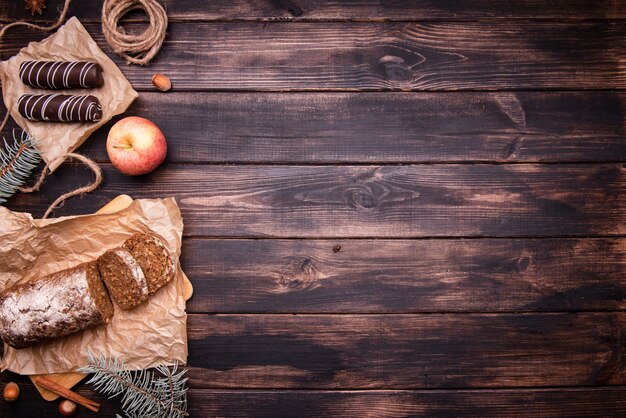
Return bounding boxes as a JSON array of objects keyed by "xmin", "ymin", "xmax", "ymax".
[
  {"xmin": 19, "ymin": 60, "xmax": 104, "ymax": 89},
  {"xmin": 18, "ymin": 94, "xmax": 102, "ymax": 122}
]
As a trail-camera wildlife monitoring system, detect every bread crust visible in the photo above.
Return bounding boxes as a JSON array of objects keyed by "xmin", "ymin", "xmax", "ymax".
[{"xmin": 0, "ymin": 262, "xmax": 113, "ymax": 349}]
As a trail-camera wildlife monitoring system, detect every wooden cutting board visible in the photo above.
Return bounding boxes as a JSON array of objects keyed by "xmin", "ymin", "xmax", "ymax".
[{"xmin": 30, "ymin": 194, "xmax": 194, "ymax": 401}]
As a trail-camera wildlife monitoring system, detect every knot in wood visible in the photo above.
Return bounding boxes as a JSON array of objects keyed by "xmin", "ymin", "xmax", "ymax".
[
  {"xmin": 275, "ymin": 257, "xmax": 321, "ymax": 293},
  {"xmin": 515, "ymin": 256, "xmax": 532, "ymax": 272},
  {"xmin": 378, "ymin": 55, "xmax": 413, "ymax": 82},
  {"xmin": 346, "ymin": 186, "xmax": 379, "ymax": 211}
]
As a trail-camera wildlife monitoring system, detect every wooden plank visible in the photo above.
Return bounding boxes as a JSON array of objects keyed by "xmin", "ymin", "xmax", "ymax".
[
  {"xmin": 185, "ymin": 313, "xmax": 626, "ymax": 389},
  {"xmin": 182, "ymin": 238, "xmax": 626, "ymax": 313},
  {"xmin": 189, "ymin": 388, "xmax": 626, "ymax": 417},
  {"xmin": 2, "ymin": 0, "xmax": 626, "ymax": 22},
  {"xmin": 9, "ymin": 383, "xmax": 626, "ymax": 416},
  {"xmin": 4, "ymin": 379, "xmax": 626, "ymax": 418},
  {"xmin": 3, "ymin": 22, "xmax": 626, "ymax": 90},
  {"xmin": 57, "ymin": 91, "xmax": 626, "ymax": 163},
  {"xmin": 5, "ymin": 164, "xmax": 624, "ymax": 237}
]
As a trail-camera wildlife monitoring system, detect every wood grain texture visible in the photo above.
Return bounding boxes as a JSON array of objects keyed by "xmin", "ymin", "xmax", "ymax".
[
  {"xmin": 187, "ymin": 388, "xmax": 626, "ymax": 418},
  {"xmin": 2, "ymin": 0, "xmax": 626, "ymax": 21},
  {"xmin": 2, "ymin": 0, "xmax": 626, "ymax": 416},
  {"xmin": 3, "ymin": 22, "xmax": 626, "ymax": 90},
  {"xmin": 49, "ymin": 91, "xmax": 626, "ymax": 163},
  {"xmin": 6, "ymin": 164, "xmax": 624, "ymax": 237},
  {"xmin": 185, "ymin": 313, "xmax": 626, "ymax": 389},
  {"xmin": 3, "ymin": 379, "xmax": 626, "ymax": 418},
  {"xmin": 181, "ymin": 238, "xmax": 626, "ymax": 313}
]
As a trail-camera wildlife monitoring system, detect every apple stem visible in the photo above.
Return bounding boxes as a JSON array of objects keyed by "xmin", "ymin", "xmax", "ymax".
[{"xmin": 113, "ymin": 145, "xmax": 133, "ymax": 149}]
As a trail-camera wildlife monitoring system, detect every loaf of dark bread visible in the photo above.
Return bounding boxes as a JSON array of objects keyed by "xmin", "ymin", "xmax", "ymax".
[
  {"xmin": 122, "ymin": 233, "xmax": 176, "ymax": 295},
  {"xmin": 0, "ymin": 232, "xmax": 176, "ymax": 349},
  {"xmin": 0, "ymin": 262, "xmax": 114, "ymax": 349},
  {"xmin": 97, "ymin": 248, "xmax": 149, "ymax": 310}
]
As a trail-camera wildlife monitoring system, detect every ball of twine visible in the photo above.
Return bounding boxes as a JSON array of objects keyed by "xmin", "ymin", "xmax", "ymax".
[{"xmin": 101, "ymin": 0, "xmax": 168, "ymax": 65}]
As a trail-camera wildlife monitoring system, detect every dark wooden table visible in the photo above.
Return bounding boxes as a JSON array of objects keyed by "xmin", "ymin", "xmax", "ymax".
[{"xmin": 1, "ymin": 1, "xmax": 626, "ymax": 416}]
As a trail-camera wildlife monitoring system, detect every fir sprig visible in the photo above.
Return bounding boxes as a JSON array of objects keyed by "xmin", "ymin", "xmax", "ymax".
[
  {"xmin": 78, "ymin": 354, "xmax": 189, "ymax": 418},
  {"xmin": 0, "ymin": 130, "xmax": 40, "ymax": 205}
]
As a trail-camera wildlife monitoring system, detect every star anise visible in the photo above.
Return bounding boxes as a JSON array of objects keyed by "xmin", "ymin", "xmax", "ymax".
[{"xmin": 24, "ymin": 0, "xmax": 46, "ymax": 16}]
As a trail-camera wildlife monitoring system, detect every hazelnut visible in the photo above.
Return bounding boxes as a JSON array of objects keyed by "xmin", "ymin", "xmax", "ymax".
[
  {"xmin": 59, "ymin": 399, "xmax": 77, "ymax": 416},
  {"xmin": 3, "ymin": 382, "xmax": 19, "ymax": 402},
  {"xmin": 152, "ymin": 73, "xmax": 172, "ymax": 92}
]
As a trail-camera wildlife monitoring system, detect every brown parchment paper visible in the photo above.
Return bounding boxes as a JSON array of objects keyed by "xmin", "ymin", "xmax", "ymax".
[
  {"xmin": 0, "ymin": 17, "xmax": 138, "ymax": 172},
  {"xmin": 0, "ymin": 198, "xmax": 187, "ymax": 375}
]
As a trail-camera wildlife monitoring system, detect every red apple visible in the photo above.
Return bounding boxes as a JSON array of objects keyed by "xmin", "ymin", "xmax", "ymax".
[{"xmin": 106, "ymin": 116, "xmax": 167, "ymax": 176}]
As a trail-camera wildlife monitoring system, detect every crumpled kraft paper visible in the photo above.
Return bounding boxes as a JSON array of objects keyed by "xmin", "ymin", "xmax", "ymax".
[
  {"xmin": 0, "ymin": 198, "xmax": 187, "ymax": 375},
  {"xmin": 0, "ymin": 17, "xmax": 138, "ymax": 172}
]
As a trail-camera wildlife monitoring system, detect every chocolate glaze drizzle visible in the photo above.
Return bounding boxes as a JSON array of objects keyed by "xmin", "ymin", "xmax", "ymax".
[
  {"xmin": 19, "ymin": 60, "xmax": 104, "ymax": 89},
  {"xmin": 18, "ymin": 94, "xmax": 102, "ymax": 123}
]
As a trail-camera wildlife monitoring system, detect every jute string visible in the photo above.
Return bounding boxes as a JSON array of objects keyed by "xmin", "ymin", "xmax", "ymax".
[
  {"xmin": 0, "ymin": 0, "xmax": 167, "ymax": 217},
  {"xmin": 0, "ymin": 103, "xmax": 103, "ymax": 218},
  {"xmin": 0, "ymin": 0, "xmax": 73, "ymax": 134},
  {"xmin": 0, "ymin": 110, "xmax": 9, "ymax": 136},
  {"xmin": 0, "ymin": 0, "xmax": 167, "ymax": 65},
  {"xmin": 0, "ymin": 0, "xmax": 102, "ymax": 218},
  {"xmin": 19, "ymin": 153, "xmax": 103, "ymax": 219},
  {"xmin": 0, "ymin": 0, "xmax": 72, "ymax": 42},
  {"xmin": 102, "ymin": 0, "xmax": 168, "ymax": 65},
  {"xmin": 0, "ymin": 0, "xmax": 72, "ymax": 144}
]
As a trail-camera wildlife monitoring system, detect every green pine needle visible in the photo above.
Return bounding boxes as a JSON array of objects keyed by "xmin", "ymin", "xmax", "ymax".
[
  {"xmin": 0, "ymin": 130, "xmax": 40, "ymax": 205},
  {"xmin": 78, "ymin": 354, "xmax": 189, "ymax": 418}
]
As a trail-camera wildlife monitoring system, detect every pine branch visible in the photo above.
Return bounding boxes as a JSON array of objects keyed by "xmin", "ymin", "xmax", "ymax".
[
  {"xmin": 78, "ymin": 354, "xmax": 189, "ymax": 418},
  {"xmin": 0, "ymin": 130, "xmax": 40, "ymax": 205}
]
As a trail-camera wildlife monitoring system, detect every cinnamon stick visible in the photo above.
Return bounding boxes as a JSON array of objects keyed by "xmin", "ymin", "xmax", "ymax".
[{"xmin": 32, "ymin": 376, "xmax": 100, "ymax": 413}]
